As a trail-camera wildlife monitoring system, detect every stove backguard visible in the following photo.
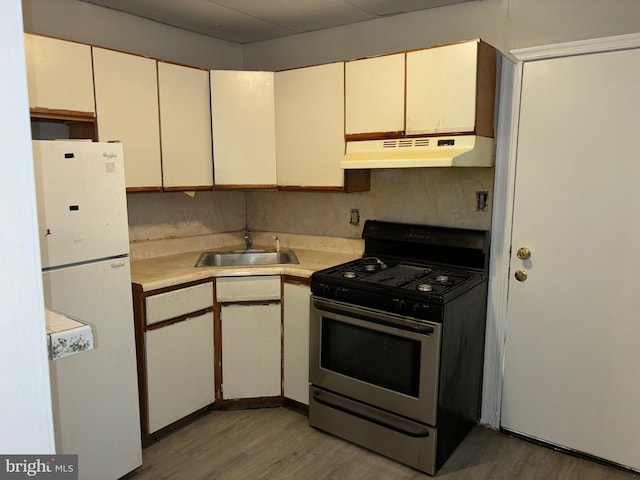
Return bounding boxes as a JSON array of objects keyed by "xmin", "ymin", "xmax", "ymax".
[{"xmin": 361, "ymin": 220, "xmax": 490, "ymax": 274}]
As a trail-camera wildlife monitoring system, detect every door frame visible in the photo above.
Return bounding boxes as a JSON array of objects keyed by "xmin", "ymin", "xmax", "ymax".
[{"xmin": 481, "ymin": 32, "xmax": 640, "ymax": 428}]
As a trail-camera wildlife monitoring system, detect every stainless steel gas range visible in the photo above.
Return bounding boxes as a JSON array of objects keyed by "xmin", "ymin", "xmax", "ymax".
[{"xmin": 309, "ymin": 220, "xmax": 490, "ymax": 475}]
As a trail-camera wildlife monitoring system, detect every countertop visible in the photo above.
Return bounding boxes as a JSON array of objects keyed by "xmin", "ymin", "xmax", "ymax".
[
  {"xmin": 130, "ymin": 244, "xmax": 362, "ymax": 292},
  {"xmin": 46, "ymin": 309, "xmax": 94, "ymax": 360}
]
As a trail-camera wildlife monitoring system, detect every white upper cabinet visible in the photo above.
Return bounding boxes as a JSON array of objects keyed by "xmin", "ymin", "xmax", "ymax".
[
  {"xmin": 406, "ymin": 40, "xmax": 496, "ymax": 137},
  {"xmin": 275, "ymin": 62, "xmax": 346, "ymax": 189},
  {"xmin": 345, "ymin": 53, "xmax": 405, "ymax": 136},
  {"xmin": 92, "ymin": 47, "xmax": 162, "ymax": 190},
  {"xmin": 210, "ymin": 70, "xmax": 277, "ymax": 188},
  {"xmin": 24, "ymin": 34, "xmax": 95, "ymax": 114},
  {"xmin": 158, "ymin": 62, "xmax": 213, "ymax": 190}
]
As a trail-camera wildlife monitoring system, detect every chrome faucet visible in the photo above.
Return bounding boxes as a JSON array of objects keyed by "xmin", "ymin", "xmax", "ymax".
[
  {"xmin": 273, "ymin": 235, "xmax": 280, "ymax": 253},
  {"xmin": 244, "ymin": 229, "xmax": 253, "ymax": 249}
]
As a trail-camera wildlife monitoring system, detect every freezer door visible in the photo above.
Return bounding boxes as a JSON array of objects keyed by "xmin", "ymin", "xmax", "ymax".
[
  {"xmin": 43, "ymin": 258, "xmax": 142, "ymax": 479},
  {"xmin": 32, "ymin": 140, "xmax": 130, "ymax": 269}
]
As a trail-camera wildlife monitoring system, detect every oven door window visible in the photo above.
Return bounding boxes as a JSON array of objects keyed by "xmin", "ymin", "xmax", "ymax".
[{"xmin": 321, "ymin": 317, "xmax": 421, "ymax": 397}]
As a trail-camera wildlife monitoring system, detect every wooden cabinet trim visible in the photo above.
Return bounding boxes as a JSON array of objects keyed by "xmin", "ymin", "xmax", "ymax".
[
  {"xmin": 132, "ymin": 283, "xmax": 150, "ymax": 445},
  {"xmin": 30, "ymin": 107, "xmax": 95, "ymax": 122},
  {"xmin": 214, "ymin": 184, "xmax": 278, "ymax": 191},
  {"xmin": 126, "ymin": 186, "xmax": 164, "ymax": 193},
  {"xmin": 213, "ymin": 302, "xmax": 222, "ymax": 401},
  {"xmin": 162, "ymin": 185, "xmax": 214, "ymax": 192},
  {"xmin": 282, "ymin": 275, "xmax": 311, "ymax": 287},
  {"xmin": 217, "ymin": 300, "xmax": 281, "ymax": 308},
  {"xmin": 475, "ymin": 40, "xmax": 498, "ymax": 138},
  {"xmin": 144, "ymin": 307, "xmax": 214, "ymax": 331}
]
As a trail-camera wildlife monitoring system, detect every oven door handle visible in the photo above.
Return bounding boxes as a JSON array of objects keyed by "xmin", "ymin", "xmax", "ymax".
[
  {"xmin": 313, "ymin": 298, "xmax": 435, "ymax": 335},
  {"xmin": 312, "ymin": 390, "xmax": 431, "ymax": 438}
]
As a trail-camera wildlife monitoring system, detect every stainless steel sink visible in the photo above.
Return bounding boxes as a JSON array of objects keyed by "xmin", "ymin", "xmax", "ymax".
[{"xmin": 194, "ymin": 249, "xmax": 299, "ymax": 267}]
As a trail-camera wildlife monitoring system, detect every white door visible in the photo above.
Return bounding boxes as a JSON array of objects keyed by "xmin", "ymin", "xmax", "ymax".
[{"xmin": 501, "ymin": 43, "xmax": 640, "ymax": 471}]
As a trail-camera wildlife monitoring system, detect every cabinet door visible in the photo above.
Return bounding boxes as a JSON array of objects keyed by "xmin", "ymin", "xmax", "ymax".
[
  {"xmin": 406, "ymin": 41, "xmax": 479, "ymax": 135},
  {"xmin": 145, "ymin": 312, "xmax": 214, "ymax": 433},
  {"xmin": 221, "ymin": 303, "xmax": 281, "ymax": 399},
  {"xmin": 93, "ymin": 47, "xmax": 162, "ymax": 190},
  {"xmin": 283, "ymin": 282, "xmax": 311, "ymax": 405},
  {"xmin": 24, "ymin": 34, "xmax": 95, "ymax": 113},
  {"xmin": 210, "ymin": 70, "xmax": 277, "ymax": 188},
  {"xmin": 275, "ymin": 62, "xmax": 345, "ymax": 188},
  {"xmin": 158, "ymin": 62, "xmax": 213, "ymax": 190},
  {"xmin": 345, "ymin": 53, "xmax": 405, "ymax": 136}
]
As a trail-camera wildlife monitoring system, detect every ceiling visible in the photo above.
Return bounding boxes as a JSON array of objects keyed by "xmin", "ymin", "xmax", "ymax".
[{"xmin": 78, "ymin": 0, "xmax": 476, "ymax": 44}]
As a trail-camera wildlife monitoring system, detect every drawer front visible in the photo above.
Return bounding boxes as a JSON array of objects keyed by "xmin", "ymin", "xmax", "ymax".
[
  {"xmin": 216, "ymin": 276, "xmax": 281, "ymax": 302},
  {"xmin": 146, "ymin": 282, "xmax": 213, "ymax": 326}
]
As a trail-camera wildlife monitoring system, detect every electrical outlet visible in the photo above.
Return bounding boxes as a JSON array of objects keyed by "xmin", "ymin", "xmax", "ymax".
[
  {"xmin": 476, "ymin": 191, "xmax": 489, "ymax": 211},
  {"xmin": 349, "ymin": 208, "xmax": 360, "ymax": 226}
]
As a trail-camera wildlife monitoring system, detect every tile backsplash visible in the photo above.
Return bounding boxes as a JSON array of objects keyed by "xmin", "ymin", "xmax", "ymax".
[
  {"xmin": 248, "ymin": 167, "xmax": 494, "ymax": 238},
  {"xmin": 127, "ymin": 168, "xmax": 494, "ymax": 253},
  {"xmin": 127, "ymin": 190, "xmax": 245, "ymax": 242}
]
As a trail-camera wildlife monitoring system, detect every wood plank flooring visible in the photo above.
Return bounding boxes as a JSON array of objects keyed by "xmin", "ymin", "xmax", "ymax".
[{"xmin": 130, "ymin": 407, "xmax": 639, "ymax": 480}]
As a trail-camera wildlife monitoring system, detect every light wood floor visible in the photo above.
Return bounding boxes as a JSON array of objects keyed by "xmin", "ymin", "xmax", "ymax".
[{"xmin": 131, "ymin": 407, "xmax": 639, "ymax": 480}]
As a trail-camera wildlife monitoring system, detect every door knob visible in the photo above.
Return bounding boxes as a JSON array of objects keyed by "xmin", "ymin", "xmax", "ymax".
[
  {"xmin": 514, "ymin": 269, "xmax": 528, "ymax": 282},
  {"xmin": 517, "ymin": 247, "xmax": 532, "ymax": 260}
]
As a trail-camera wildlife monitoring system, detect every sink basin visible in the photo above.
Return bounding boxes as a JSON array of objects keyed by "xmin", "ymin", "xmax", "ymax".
[{"xmin": 194, "ymin": 249, "xmax": 299, "ymax": 267}]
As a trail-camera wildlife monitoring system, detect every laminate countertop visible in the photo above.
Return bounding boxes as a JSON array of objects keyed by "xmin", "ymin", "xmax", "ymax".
[
  {"xmin": 46, "ymin": 309, "xmax": 94, "ymax": 360},
  {"xmin": 130, "ymin": 245, "xmax": 361, "ymax": 292}
]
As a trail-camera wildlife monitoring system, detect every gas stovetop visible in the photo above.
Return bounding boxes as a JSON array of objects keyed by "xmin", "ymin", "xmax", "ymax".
[
  {"xmin": 319, "ymin": 257, "xmax": 476, "ymax": 296},
  {"xmin": 310, "ymin": 220, "xmax": 490, "ymax": 319},
  {"xmin": 312, "ymin": 256, "xmax": 482, "ymax": 307}
]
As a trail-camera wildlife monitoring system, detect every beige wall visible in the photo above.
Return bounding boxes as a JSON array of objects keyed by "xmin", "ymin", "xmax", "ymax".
[
  {"xmin": 21, "ymin": 0, "xmax": 242, "ymax": 69},
  {"xmin": 242, "ymin": 0, "xmax": 640, "ymax": 70}
]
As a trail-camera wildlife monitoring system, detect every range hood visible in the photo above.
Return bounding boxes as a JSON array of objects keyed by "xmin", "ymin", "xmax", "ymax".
[{"xmin": 341, "ymin": 135, "xmax": 494, "ymax": 169}]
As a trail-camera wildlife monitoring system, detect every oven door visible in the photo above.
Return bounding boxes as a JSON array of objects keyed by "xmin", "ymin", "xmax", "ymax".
[{"xmin": 310, "ymin": 297, "xmax": 441, "ymax": 426}]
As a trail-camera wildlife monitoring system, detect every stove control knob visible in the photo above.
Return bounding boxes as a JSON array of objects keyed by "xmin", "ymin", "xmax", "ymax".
[
  {"xmin": 412, "ymin": 303, "xmax": 422, "ymax": 314},
  {"xmin": 393, "ymin": 298, "xmax": 407, "ymax": 313},
  {"xmin": 320, "ymin": 283, "xmax": 332, "ymax": 296},
  {"xmin": 334, "ymin": 286, "xmax": 348, "ymax": 298}
]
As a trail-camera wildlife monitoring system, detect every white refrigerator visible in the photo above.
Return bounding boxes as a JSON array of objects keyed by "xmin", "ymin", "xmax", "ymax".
[{"xmin": 33, "ymin": 140, "xmax": 142, "ymax": 479}]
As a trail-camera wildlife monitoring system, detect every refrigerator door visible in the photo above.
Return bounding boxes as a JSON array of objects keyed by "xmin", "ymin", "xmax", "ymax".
[
  {"xmin": 44, "ymin": 258, "xmax": 142, "ymax": 479},
  {"xmin": 32, "ymin": 140, "xmax": 130, "ymax": 269}
]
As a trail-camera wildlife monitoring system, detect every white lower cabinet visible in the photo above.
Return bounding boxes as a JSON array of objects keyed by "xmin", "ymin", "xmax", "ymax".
[
  {"xmin": 283, "ymin": 281, "xmax": 311, "ymax": 405},
  {"xmin": 221, "ymin": 303, "xmax": 281, "ymax": 399},
  {"xmin": 134, "ymin": 281, "xmax": 215, "ymax": 441},
  {"xmin": 145, "ymin": 311, "xmax": 214, "ymax": 433}
]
